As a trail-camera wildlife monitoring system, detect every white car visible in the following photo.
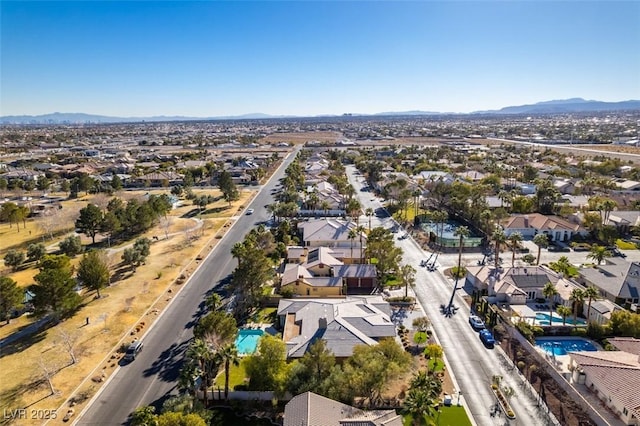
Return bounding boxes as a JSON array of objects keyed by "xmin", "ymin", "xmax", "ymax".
[
  {"xmin": 469, "ymin": 315, "xmax": 486, "ymax": 330},
  {"xmin": 246, "ymin": 208, "xmax": 255, "ymax": 215}
]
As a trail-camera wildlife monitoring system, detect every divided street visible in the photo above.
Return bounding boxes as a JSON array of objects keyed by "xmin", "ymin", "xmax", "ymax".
[
  {"xmin": 75, "ymin": 150, "xmax": 299, "ymax": 425},
  {"xmin": 345, "ymin": 165, "xmax": 554, "ymax": 426}
]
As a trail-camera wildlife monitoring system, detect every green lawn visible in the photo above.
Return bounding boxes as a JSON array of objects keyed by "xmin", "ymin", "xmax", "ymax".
[
  {"xmin": 616, "ymin": 239, "xmax": 636, "ymax": 250},
  {"xmin": 214, "ymin": 357, "xmax": 248, "ymax": 389},
  {"xmin": 403, "ymin": 405, "xmax": 471, "ymax": 426},
  {"xmin": 249, "ymin": 307, "xmax": 277, "ymax": 324}
]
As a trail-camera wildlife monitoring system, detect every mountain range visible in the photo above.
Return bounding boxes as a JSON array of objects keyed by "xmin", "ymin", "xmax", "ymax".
[{"xmin": 2, "ymin": 98, "xmax": 639, "ymax": 124}]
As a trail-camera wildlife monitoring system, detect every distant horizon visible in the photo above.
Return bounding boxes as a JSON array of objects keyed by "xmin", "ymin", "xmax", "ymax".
[{"xmin": 2, "ymin": 1, "xmax": 639, "ymax": 117}]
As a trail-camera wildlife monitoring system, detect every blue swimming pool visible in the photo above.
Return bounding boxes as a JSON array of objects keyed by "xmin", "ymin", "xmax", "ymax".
[
  {"xmin": 235, "ymin": 329, "xmax": 264, "ymax": 355},
  {"xmin": 535, "ymin": 338, "xmax": 597, "ymax": 356},
  {"xmin": 535, "ymin": 312, "xmax": 586, "ymax": 326}
]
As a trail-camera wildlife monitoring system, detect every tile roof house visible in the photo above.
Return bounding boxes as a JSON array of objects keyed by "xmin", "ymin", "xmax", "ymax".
[
  {"xmin": 281, "ymin": 248, "xmax": 377, "ymax": 297},
  {"xmin": 283, "ymin": 391, "xmax": 402, "ymax": 426},
  {"xmin": 501, "ymin": 213, "xmax": 588, "ymax": 242},
  {"xmin": 277, "ymin": 296, "xmax": 396, "ymax": 359},
  {"xmin": 298, "ymin": 219, "xmax": 366, "ymax": 248},
  {"xmin": 569, "ymin": 350, "xmax": 640, "ymax": 425},
  {"xmin": 575, "ymin": 259, "xmax": 640, "ymax": 306}
]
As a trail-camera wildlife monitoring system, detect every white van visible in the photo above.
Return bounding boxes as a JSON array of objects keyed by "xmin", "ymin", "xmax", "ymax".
[{"xmin": 123, "ymin": 340, "xmax": 143, "ymax": 362}]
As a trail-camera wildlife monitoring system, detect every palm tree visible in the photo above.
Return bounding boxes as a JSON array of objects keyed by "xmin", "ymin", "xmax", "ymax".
[
  {"xmin": 357, "ymin": 225, "xmax": 367, "ymax": 263},
  {"xmin": 569, "ymin": 288, "xmax": 584, "ymax": 324},
  {"xmin": 446, "ymin": 226, "xmax": 469, "ymax": 312},
  {"xmin": 542, "ymin": 282, "xmax": 559, "ymax": 323},
  {"xmin": 320, "ymin": 200, "xmax": 331, "ymax": 218},
  {"xmin": 365, "ymin": 207, "xmax": 374, "ymax": 231},
  {"xmin": 401, "ymin": 264, "xmax": 417, "ymax": 298},
  {"xmin": 587, "ymin": 245, "xmax": 611, "ymax": 265},
  {"xmin": 507, "ymin": 232, "xmax": 523, "ymax": 267},
  {"xmin": 403, "ymin": 389, "xmax": 435, "ymax": 426},
  {"xmin": 556, "ymin": 305, "xmax": 572, "ymax": 326},
  {"xmin": 431, "ymin": 210, "xmax": 448, "ymax": 252},
  {"xmin": 186, "ymin": 339, "xmax": 216, "ymax": 407},
  {"xmin": 348, "ymin": 228, "xmax": 357, "ymax": 262},
  {"xmin": 492, "ymin": 227, "xmax": 507, "ymax": 269},
  {"xmin": 216, "ymin": 344, "xmax": 240, "ymax": 401},
  {"xmin": 583, "ymin": 285, "xmax": 599, "ymax": 323},
  {"xmin": 533, "ymin": 234, "xmax": 549, "ymax": 265}
]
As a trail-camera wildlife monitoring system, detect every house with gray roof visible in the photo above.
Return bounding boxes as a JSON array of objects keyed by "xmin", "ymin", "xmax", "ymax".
[
  {"xmin": 575, "ymin": 259, "xmax": 640, "ymax": 307},
  {"xmin": 298, "ymin": 219, "xmax": 366, "ymax": 249},
  {"xmin": 284, "ymin": 391, "xmax": 402, "ymax": 426},
  {"xmin": 277, "ymin": 296, "xmax": 396, "ymax": 359}
]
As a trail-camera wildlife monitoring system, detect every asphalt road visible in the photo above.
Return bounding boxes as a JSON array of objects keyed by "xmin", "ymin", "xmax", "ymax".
[
  {"xmin": 75, "ymin": 149, "xmax": 298, "ymax": 425},
  {"xmin": 345, "ymin": 166, "xmax": 554, "ymax": 426}
]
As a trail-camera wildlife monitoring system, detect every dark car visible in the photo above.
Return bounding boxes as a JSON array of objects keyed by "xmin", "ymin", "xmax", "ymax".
[
  {"xmin": 479, "ymin": 330, "xmax": 495, "ymax": 348},
  {"xmin": 469, "ymin": 315, "xmax": 485, "ymax": 331},
  {"xmin": 123, "ymin": 340, "xmax": 144, "ymax": 362}
]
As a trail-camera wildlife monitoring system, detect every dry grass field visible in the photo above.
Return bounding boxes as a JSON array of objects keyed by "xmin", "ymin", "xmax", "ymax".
[
  {"xmin": 0, "ymin": 188, "xmax": 256, "ymax": 426},
  {"xmin": 259, "ymin": 130, "xmax": 343, "ymax": 145}
]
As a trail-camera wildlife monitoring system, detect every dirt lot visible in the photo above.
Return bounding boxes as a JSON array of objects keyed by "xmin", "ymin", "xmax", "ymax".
[{"xmin": 0, "ymin": 188, "xmax": 256, "ymax": 426}]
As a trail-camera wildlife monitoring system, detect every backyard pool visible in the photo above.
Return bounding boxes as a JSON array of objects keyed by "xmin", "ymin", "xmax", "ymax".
[
  {"xmin": 535, "ymin": 312, "xmax": 587, "ymax": 326},
  {"xmin": 535, "ymin": 338, "xmax": 597, "ymax": 356},
  {"xmin": 235, "ymin": 329, "xmax": 264, "ymax": 355}
]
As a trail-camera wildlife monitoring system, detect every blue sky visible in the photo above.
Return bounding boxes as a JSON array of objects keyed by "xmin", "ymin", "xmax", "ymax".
[{"xmin": 2, "ymin": 1, "xmax": 639, "ymax": 117}]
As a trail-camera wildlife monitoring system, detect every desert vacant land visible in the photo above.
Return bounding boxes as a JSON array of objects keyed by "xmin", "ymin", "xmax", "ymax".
[{"xmin": 0, "ymin": 188, "xmax": 255, "ymax": 426}]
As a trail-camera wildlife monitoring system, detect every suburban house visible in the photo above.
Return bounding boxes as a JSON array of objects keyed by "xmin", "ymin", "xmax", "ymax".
[
  {"xmin": 466, "ymin": 265, "xmax": 581, "ymax": 307},
  {"xmin": 568, "ymin": 343, "xmax": 640, "ymax": 425},
  {"xmin": 575, "ymin": 259, "xmax": 640, "ymax": 307},
  {"xmin": 276, "ymin": 296, "xmax": 396, "ymax": 359},
  {"xmin": 298, "ymin": 219, "xmax": 366, "ymax": 249},
  {"xmin": 605, "ymin": 211, "xmax": 640, "ymax": 236},
  {"xmin": 280, "ymin": 248, "xmax": 378, "ymax": 297},
  {"xmin": 135, "ymin": 171, "xmax": 183, "ymax": 187},
  {"xmin": 283, "ymin": 391, "xmax": 402, "ymax": 426},
  {"xmin": 501, "ymin": 213, "xmax": 588, "ymax": 242}
]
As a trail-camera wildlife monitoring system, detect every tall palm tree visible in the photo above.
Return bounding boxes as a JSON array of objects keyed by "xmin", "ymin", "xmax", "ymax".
[
  {"xmin": 357, "ymin": 225, "xmax": 367, "ymax": 264},
  {"xmin": 507, "ymin": 232, "xmax": 523, "ymax": 267},
  {"xmin": 542, "ymin": 282, "xmax": 559, "ymax": 324},
  {"xmin": 569, "ymin": 288, "xmax": 584, "ymax": 324},
  {"xmin": 365, "ymin": 207, "xmax": 374, "ymax": 232},
  {"xmin": 583, "ymin": 285, "xmax": 599, "ymax": 323},
  {"xmin": 556, "ymin": 305, "xmax": 572, "ymax": 326},
  {"xmin": 186, "ymin": 339, "xmax": 216, "ymax": 407},
  {"xmin": 432, "ymin": 210, "xmax": 448, "ymax": 252},
  {"xmin": 320, "ymin": 200, "xmax": 331, "ymax": 218},
  {"xmin": 348, "ymin": 228, "xmax": 357, "ymax": 262},
  {"xmin": 446, "ymin": 226, "xmax": 469, "ymax": 311},
  {"xmin": 216, "ymin": 344, "xmax": 240, "ymax": 401},
  {"xmin": 587, "ymin": 245, "xmax": 611, "ymax": 266},
  {"xmin": 492, "ymin": 227, "xmax": 507, "ymax": 269},
  {"xmin": 533, "ymin": 234, "xmax": 549, "ymax": 265}
]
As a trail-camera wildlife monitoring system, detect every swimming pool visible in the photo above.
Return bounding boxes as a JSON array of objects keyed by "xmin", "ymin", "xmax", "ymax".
[
  {"xmin": 235, "ymin": 329, "xmax": 264, "ymax": 355},
  {"xmin": 535, "ymin": 312, "xmax": 587, "ymax": 326},
  {"xmin": 535, "ymin": 338, "xmax": 597, "ymax": 356}
]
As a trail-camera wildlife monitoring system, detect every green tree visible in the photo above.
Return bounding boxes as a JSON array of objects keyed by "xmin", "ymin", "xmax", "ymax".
[
  {"xmin": 185, "ymin": 339, "xmax": 219, "ymax": 408},
  {"xmin": 130, "ymin": 406, "xmax": 158, "ymax": 426},
  {"xmin": 556, "ymin": 305, "xmax": 572, "ymax": 326},
  {"xmin": 403, "ymin": 388, "xmax": 436, "ymax": 425},
  {"xmin": 401, "ymin": 264, "xmax": 416, "ymax": 298},
  {"xmin": 27, "ymin": 243, "xmax": 46, "ymax": 262},
  {"xmin": 59, "ymin": 235, "xmax": 83, "ymax": 257},
  {"xmin": 533, "ymin": 233, "xmax": 549, "ymax": 265},
  {"xmin": 217, "ymin": 170, "xmax": 239, "ymax": 205},
  {"xmin": 570, "ymin": 288, "xmax": 585, "ymax": 324},
  {"xmin": 507, "ymin": 232, "xmax": 523, "ymax": 267},
  {"xmin": 157, "ymin": 411, "xmax": 206, "ymax": 426},
  {"xmin": 492, "ymin": 227, "xmax": 507, "ymax": 269},
  {"xmin": 542, "ymin": 282, "xmax": 559, "ymax": 323},
  {"xmin": 365, "ymin": 227, "xmax": 403, "ymax": 282},
  {"xmin": 0, "ymin": 276, "xmax": 23, "ymax": 324},
  {"xmin": 77, "ymin": 249, "xmax": 110, "ymax": 298},
  {"xmin": 111, "ymin": 174, "xmax": 123, "ymax": 191},
  {"xmin": 193, "ymin": 311, "xmax": 237, "ymax": 346},
  {"xmin": 4, "ymin": 249, "xmax": 25, "ymax": 271},
  {"xmin": 583, "ymin": 285, "xmax": 600, "ymax": 323},
  {"xmin": 587, "ymin": 244, "xmax": 611, "ymax": 265},
  {"xmin": 230, "ymin": 240, "xmax": 273, "ymax": 317},
  {"xmin": 216, "ymin": 344, "xmax": 240, "ymax": 401},
  {"xmin": 286, "ymin": 339, "xmax": 336, "ymax": 396},
  {"xmin": 76, "ymin": 203, "xmax": 103, "ymax": 244},
  {"xmin": 29, "ymin": 254, "xmax": 81, "ymax": 318},
  {"xmin": 245, "ymin": 334, "xmax": 289, "ymax": 394}
]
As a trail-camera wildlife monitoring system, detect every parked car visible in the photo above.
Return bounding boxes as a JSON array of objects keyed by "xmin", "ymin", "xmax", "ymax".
[
  {"xmin": 479, "ymin": 330, "xmax": 495, "ymax": 348},
  {"xmin": 469, "ymin": 315, "xmax": 486, "ymax": 331}
]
